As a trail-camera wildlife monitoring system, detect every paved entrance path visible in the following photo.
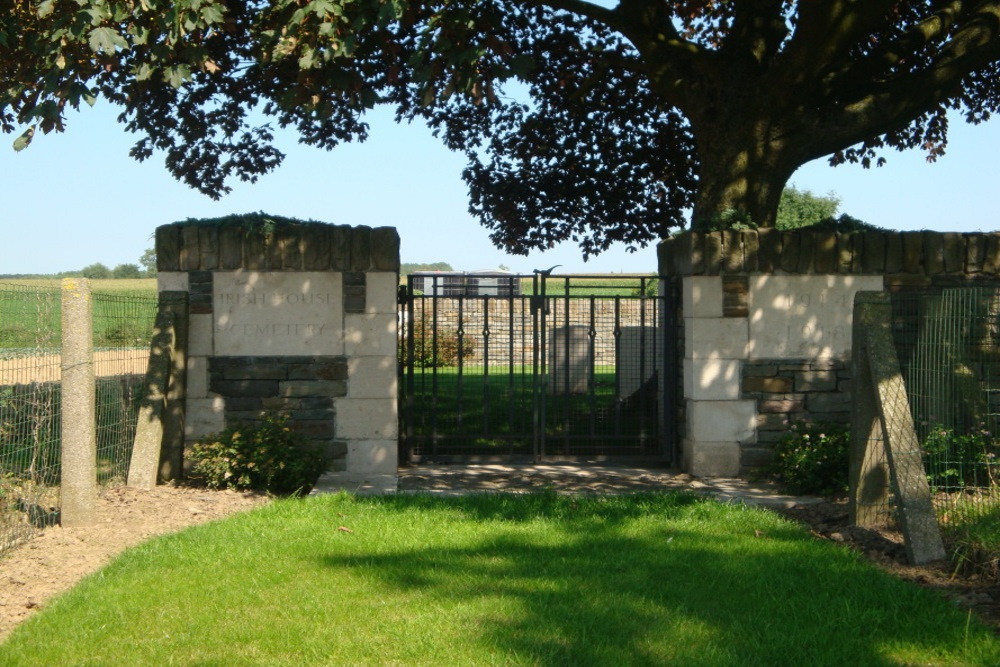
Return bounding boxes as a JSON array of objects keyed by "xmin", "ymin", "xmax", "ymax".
[{"xmin": 312, "ymin": 464, "xmax": 821, "ymax": 508}]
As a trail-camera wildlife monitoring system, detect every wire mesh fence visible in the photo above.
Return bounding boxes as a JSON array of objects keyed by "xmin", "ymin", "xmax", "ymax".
[
  {"xmin": 0, "ymin": 283, "xmax": 63, "ymax": 552},
  {"xmin": 888, "ymin": 287, "xmax": 1000, "ymax": 521},
  {"xmin": 0, "ymin": 282, "xmax": 157, "ymax": 555},
  {"xmin": 92, "ymin": 292, "xmax": 158, "ymax": 485}
]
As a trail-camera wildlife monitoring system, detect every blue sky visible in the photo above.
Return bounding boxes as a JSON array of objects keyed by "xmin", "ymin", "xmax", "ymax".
[{"xmin": 1, "ymin": 102, "xmax": 998, "ymax": 276}]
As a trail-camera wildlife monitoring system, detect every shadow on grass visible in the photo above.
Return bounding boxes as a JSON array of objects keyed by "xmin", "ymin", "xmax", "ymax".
[{"xmin": 321, "ymin": 492, "xmax": 996, "ymax": 666}]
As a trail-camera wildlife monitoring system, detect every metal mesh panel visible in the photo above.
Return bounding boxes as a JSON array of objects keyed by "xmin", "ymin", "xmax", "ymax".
[
  {"xmin": 888, "ymin": 287, "xmax": 1000, "ymax": 522},
  {"xmin": 1, "ymin": 283, "xmax": 157, "ymax": 556},
  {"xmin": 92, "ymin": 292, "xmax": 158, "ymax": 485},
  {"xmin": 0, "ymin": 283, "xmax": 62, "ymax": 553}
]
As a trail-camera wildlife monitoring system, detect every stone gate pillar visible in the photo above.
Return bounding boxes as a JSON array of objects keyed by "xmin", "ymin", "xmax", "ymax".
[
  {"xmin": 659, "ymin": 229, "xmax": 1000, "ymax": 478},
  {"xmin": 155, "ymin": 217, "xmax": 400, "ymax": 479}
]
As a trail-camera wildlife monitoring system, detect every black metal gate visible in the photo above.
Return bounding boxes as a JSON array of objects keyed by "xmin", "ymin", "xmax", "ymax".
[{"xmin": 398, "ymin": 272, "xmax": 676, "ymax": 463}]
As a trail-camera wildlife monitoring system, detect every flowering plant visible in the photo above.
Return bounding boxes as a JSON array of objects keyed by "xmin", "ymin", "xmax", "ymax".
[
  {"xmin": 765, "ymin": 422, "xmax": 850, "ymax": 496},
  {"xmin": 190, "ymin": 413, "xmax": 330, "ymax": 495}
]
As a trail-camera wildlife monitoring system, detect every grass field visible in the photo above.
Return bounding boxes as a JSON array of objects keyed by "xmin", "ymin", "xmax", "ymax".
[
  {"xmin": 0, "ymin": 280, "xmax": 157, "ymax": 350},
  {"xmin": 1, "ymin": 492, "xmax": 997, "ymax": 665}
]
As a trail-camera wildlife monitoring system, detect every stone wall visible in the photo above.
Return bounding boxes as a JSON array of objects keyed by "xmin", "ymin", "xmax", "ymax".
[
  {"xmin": 155, "ymin": 220, "xmax": 400, "ymax": 477},
  {"xmin": 659, "ymin": 229, "xmax": 1000, "ymax": 477},
  {"xmin": 407, "ymin": 297, "xmax": 658, "ymax": 369}
]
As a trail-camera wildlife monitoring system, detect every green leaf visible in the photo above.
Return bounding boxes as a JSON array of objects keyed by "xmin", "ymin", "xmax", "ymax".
[
  {"xmin": 309, "ymin": 0, "xmax": 336, "ymax": 18},
  {"xmin": 298, "ymin": 47, "xmax": 316, "ymax": 70},
  {"xmin": 13, "ymin": 126, "xmax": 35, "ymax": 152},
  {"xmin": 88, "ymin": 27, "xmax": 128, "ymax": 55},
  {"xmin": 165, "ymin": 64, "xmax": 192, "ymax": 88},
  {"xmin": 37, "ymin": 0, "xmax": 55, "ymax": 18},
  {"xmin": 201, "ymin": 4, "xmax": 225, "ymax": 24},
  {"xmin": 135, "ymin": 63, "xmax": 154, "ymax": 81}
]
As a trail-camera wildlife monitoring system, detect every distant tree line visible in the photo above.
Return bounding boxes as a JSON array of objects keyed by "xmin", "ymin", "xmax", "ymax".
[
  {"xmin": 401, "ymin": 262, "xmax": 454, "ymax": 276},
  {"xmin": 0, "ymin": 248, "xmax": 158, "ymax": 280}
]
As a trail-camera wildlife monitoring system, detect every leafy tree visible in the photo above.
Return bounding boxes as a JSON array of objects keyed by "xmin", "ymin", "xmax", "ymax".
[
  {"xmin": 776, "ymin": 187, "xmax": 841, "ymax": 231},
  {"xmin": 5, "ymin": 2, "xmax": 1000, "ymax": 256},
  {"xmin": 112, "ymin": 262, "xmax": 142, "ymax": 278},
  {"xmin": 81, "ymin": 263, "xmax": 111, "ymax": 279},
  {"xmin": 138, "ymin": 248, "xmax": 157, "ymax": 277},
  {"xmin": 401, "ymin": 262, "xmax": 454, "ymax": 275}
]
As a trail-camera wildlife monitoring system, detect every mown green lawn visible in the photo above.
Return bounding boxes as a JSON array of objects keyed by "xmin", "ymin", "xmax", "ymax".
[{"xmin": 1, "ymin": 492, "xmax": 997, "ymax": 666}]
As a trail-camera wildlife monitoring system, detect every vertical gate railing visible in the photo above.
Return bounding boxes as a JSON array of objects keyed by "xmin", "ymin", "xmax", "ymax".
[{"xmin": 399, "ymin": 273, "xmax": 676, "ymax": 463}]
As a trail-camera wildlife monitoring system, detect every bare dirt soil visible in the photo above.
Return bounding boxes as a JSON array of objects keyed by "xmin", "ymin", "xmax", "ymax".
[{"xmin": 1, "ymin": 473, "xmax": 998, "ymax": 643}]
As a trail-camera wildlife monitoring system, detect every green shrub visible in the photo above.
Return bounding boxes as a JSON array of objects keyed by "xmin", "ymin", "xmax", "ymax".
[
  {"xmin": 399, "ymin": 312, "xmax": 475, "ymax": 368},
  {"xmin": 766, "ymin": 422, "xmax": 850, "ymax": 496},
  {"xmin": 922, "ymin": 424, "xmax": 999, "ymax": 489},
  {"xmin": 190, "ymin": 414, "xmax": 330, "ymax": 495}
]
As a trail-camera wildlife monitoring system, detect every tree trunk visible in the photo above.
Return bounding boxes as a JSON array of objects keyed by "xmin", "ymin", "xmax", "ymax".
[{"xmin": 688, "ymin": 116, "xmax": 803, "ymax": 230}]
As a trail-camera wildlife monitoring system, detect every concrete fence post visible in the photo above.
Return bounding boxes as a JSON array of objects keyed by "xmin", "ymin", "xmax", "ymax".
[
  {"xmin": 60, "ymin": 278, "xmax": 96, "ymax": 527},
  {"xmin": 127, "ymin": 300, "xmax": 177, "ymax": 489}
]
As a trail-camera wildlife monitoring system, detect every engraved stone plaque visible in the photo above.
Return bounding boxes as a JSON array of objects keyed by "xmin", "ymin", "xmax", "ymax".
[{"xmin": 214, "ymin": 271, "xmax": 342, "ymax": 355}]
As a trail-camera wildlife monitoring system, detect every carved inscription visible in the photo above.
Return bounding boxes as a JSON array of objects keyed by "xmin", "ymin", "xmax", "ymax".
[
  {"xmin": 749, "ymin": 275, "xmax": 882, "ymax": 359},
  {"xmin": 213, "ymin": 271, "xmax": 343, "ymax": 355}
]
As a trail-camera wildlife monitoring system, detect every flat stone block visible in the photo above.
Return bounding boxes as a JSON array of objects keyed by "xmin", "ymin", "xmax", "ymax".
[
  {"xmin": 371, "ymin": 227, "xmax": 401, "ymax": 271},
  {"xmin": 185, "ymin": 397, "xmax": 226, "ymax": 439},
  {"xmin": 311, "ymin": 471, "xmax": 398, "ymax": 495},
  {"xmin": 287, "ymin": 358, "xmax": 349, "ymax": 381},
  {"xmin": 157, "ymin": 272, "xmax": 189, "ymax": 292},
  {"xmin": 742, "ymin": 376, "xmax": 793, "ymax": 393},
  {"xmin": 742, "ymin": 363, "xmax": 778, "ymax": 377},
  {"xmin": 758, "ymin": 398, "xmax": 804, "ymax": 413},
  {"xmin": 366, "ymin": 272, "xmax": 401, "ymax": 315},
  {"xmin": 279, "ymin": 380, "xmax": 348, "ymax": 398},
  {"xmin": 685, "ymin": 318, "xmax": 749, "ymax": 360},
  {"xmin": 748, "ymin": 275, "xmax": 883, "ymax": 359},
  {"xmin": 335, "ymin": 398, "xmax": 398, "ymax": 440},
  {"xmin": 682, "ymin": 439, "xmax": 741, "ymax": 477},
  {"xmin": 683, "ymin": 358, "xmax": 742, "ymax": 400},
  {"xmin": 348, "ymin": 356, "xmax": 398, "ymax": 399},
  {"xmin": 188, "ymin": 313, "xmax": 214, "ymax": 356},
  {"xmin": 741, "ymin": 447, "xmax": 774, "ymax": 469},
  {"xmin": 343, "ymin": 313, "xmax": 396, "ymax": 357},
  {"xmin": 687, "ymin": 400, "xmax": 756, "ymax": 443},
  {"xmin": 155, "ymin": 225, "xmax": 182, "ymax": 271},
  {"xmin": 187, "ymin": 356, "xmax": 210, "ymax": 398},
  {"xmin": 756, "ymin": 413, "xmax": 788, "ymax": 430},
  {"xmin": 225, "ymin": 397, "xmax": 265, "ymax": 412},
  {"xmin": 345, "ymin": 439, "xmax": 398, "ymax": 475},
  {"xmin": 291, "ymin": 420, "xmax": 336, "ymax": 439},
  {"xmin": 795, "ymin": 371, "xmax": 837, "ymax": 391},
  {"xmin": 210, "ymin": 379, "xmax": 280, "ymax": 398},
  {"xmin": 806, "ymin": 391, "xmax": 852, "ymax": 412},
  {"xmin": 682, "ymin": 276, "xmax": 724, "ymax": 318},
  {"xmin": 214, "ymin": 271, "xmax": 343, "ymax": 356}
]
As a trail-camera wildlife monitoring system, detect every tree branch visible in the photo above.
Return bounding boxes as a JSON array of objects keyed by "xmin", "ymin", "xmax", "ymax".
[
  {"xmin": 777, "ymin": 0, "xmax": 900, "ymax": 82},
  {"xmin": 724, "ymin": 0, "xmax": 790, "ymax": 65},
  {"xmin": 816, "ymin": 1, "xmax": 1000, "ymax": 151},
  {"xmin": 519, "ymin": 0, "xmax": 705, "ymax": 107}
]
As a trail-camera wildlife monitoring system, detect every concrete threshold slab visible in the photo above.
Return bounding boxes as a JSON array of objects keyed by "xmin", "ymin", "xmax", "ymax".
[
  {"xmin": 310, "ymin": 465, "xmax": 822, "ymax": 509},
  {"xmin": 311, "ymin": 472, "xmax": 399, "ymax": 496}
]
